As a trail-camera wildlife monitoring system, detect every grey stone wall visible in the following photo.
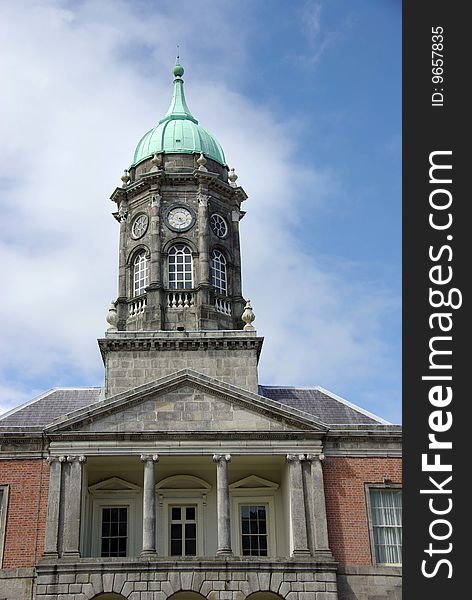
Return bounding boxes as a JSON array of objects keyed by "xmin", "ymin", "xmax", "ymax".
[
  {"xmin": 100, "ymin": 332, "xmax": 262, "ymax": 398},
  {"xmin": 0, "ymin": 568, "xmax": 34, "ymax": 600},
  {"xmin": 79, "ymin": 385, "xmax": 292, "ymax": 433},
  {"xmin": 337, "ymin": 566, "xmax": 402, "ymax": 600},
  {"xmin": 34, "ymin": 559, "xmax": 339, "ymax": 600}
]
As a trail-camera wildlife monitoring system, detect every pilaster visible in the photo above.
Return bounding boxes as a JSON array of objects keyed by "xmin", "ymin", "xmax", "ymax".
[
  {"xmin": 62, "ymin": 455, "xmax": 86, "ymax": 557},
  {"xmin": 43, "ymin": 455, "xmax": 67, "ymax": 558},
  {"xmin": 286, "ymin": 454, "xmax": 310, "ymax": 556}
]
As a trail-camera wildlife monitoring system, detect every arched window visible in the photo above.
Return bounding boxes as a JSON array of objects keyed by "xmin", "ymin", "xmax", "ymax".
[
  {"xmin": 211, "ymin": 249, "xmax": 227, "ymax": 295},
  {"xmin": 133, "ymin": 251, "xmax": 149, "ymax": 297},
  {"xmin": 168, "ymin": 244, "xmax": 193, "ymax": 289}
]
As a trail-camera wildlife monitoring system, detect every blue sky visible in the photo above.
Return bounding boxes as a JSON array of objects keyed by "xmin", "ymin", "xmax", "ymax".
[{"xmin": 0, "ymin": 0, "xmax": 401, "ymax": 422}]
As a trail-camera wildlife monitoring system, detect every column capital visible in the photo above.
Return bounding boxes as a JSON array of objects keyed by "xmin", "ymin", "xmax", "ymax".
[
  {"xmin": 47, "ymin": 455, "xmax": 68, "ymax": 464},
  {"xmin": 66, "ymin": 455, "xmax": 87, "ymax": 463},
  {"xmin": 213, "ymin": 454, "xmax": 231, "ymax": 463},
  {"xmin": 140, "ymin": 454, "xmax": 159, "ymax": 463},
  {"xmin": 286, "ymin": 453, "xmax": 305, "ymax": 463},
  {"xmin": 305, "ymin": 453, "xmax": 325, "ymax": 462}
]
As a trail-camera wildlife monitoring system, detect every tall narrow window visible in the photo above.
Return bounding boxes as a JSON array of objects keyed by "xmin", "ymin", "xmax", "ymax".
[
  {"xmin": 169, "ymin": 505, "xmax": 197, "ymax": 556},
  {"xmin": 369, "ymin": 488, "xmax": 402, "ymax": 565},
  {"xmin": 240, "ymin": 505, "xmax": 268, "ymax": 556},
  {"xmin": 168, "ymin": 244, "xmax": 193, "ymax": 289},
  {"xmin": 101, "ymin": 506, "xmax": 128, "ymax": 557},
  {"xmin": 133, "ymin": 251, "xmax": 149, "ymax": 297},
  {"xmin": 211, "ymin": 249, "xmax": 227, "ymax": 295}
]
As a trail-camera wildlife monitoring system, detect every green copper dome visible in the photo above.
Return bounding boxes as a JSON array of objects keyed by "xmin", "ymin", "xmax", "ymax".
[{"xmin": 132, "ymin": 64, "xmax": 226, "ymax": 167}]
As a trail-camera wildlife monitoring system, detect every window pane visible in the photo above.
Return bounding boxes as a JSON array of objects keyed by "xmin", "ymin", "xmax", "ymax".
[
  {"xmin": 186, "ymin": 538, "xmax": 196, "ymax": 556},
  {"xmin": 168, "ymin": 245, "xmax": 193, "ymax": 289},
  {"xmin": 171, "ymin": 507, "xmax": 181, "ymax": 521},
  {"xmin": 171, "ymin": 524, "xmax": 182, "ymax": 539},
  {"xmin": 101, "ymin": 506, "xmax": 128, "ymax": 558},
  {"xmin": 171, "ymin": 539, "xmax": 182, "ymax": 555},
  {"xmin": 240, "ymin": 505, "xmax": 268, "ymax": 557},
  {"xmin": 186, "ymin": 507, "xmax": 196, "ymax": 520}
]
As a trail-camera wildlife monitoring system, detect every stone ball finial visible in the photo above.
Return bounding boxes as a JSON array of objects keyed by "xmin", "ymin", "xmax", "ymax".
[
  {"xmin": 106, "ymin": 303, "xmax": 118, "ymax": 332},
  {"xmin": 197, "ymin": 152, "xmax": 208, "ymax": 171},
  {"xmin": 121, "ymin": 169, "xmax": 130, "ymax": 187},
  {"xmin": 228, "ymin": 167, "xmax": 238, "ymax": 187},
  {"xmin": 242, "ymin": 299, "xmax": 255, "ymax": 331},
  {"xmin": 173, "ymin": 63, "xmax": 184, "ymax": 78}
]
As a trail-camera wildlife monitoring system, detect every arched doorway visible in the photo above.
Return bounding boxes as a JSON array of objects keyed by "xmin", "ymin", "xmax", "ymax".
[
  {"xmin": 91, "ymin": 594, "xmax": 127, "ymax": 600},
  {"xmin": 168, "ymin": 593, "xmax": 206, "ymax": 600},
  {"xmin": 246, "ymin": 593, "xmax": 285, "ymax": 600}
]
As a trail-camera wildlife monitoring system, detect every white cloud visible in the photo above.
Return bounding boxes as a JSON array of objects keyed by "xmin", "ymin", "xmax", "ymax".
[{"xmin": 0, "ymin": 0, "xmax": 399, "ymax": 420}]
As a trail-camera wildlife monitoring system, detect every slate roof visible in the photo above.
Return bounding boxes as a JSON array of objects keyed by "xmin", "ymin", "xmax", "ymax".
[
  {"xmin": 0, "ymin": 388, "xmax": 102, "ymax": 428},
  {"xmin": 259, "ymin": 386, "xmax": 387, "ymax": 425},
  {"xmin": 0, "ymin": 384, "xmax": 387, "ymax": 429}
]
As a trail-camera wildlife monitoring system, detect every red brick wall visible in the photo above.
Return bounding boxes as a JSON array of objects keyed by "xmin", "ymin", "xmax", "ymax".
[
  {"xmin": 323, "ymin": 456, "xmax": 402, "ymax": 565},
  {"xmin": 0, "ymin": 459, "xmax": 49, "ymax": 568}
]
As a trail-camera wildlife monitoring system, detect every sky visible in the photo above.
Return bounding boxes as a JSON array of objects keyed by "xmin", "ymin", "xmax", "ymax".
[{"xmin": 0, "ymin": 0, "xmax": 401, "ymax": 423}]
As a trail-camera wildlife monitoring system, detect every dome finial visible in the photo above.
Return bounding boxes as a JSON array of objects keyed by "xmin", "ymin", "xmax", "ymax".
[{"xmin": 173, "ymin": 45, "xmax": 184, "ymax": 78}]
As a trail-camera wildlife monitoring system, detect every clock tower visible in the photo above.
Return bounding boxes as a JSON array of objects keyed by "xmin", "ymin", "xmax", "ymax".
[{"xmin": 99, "ymin": 63, "xmax": 263, "ymax": 398}]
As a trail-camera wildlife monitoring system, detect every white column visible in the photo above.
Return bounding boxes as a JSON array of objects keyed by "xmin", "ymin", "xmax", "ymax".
[
  {"xmin": 62, "ymin": 455, "xmax": 86, "ymax": 557},
  {"xmin": 286, "ymin": 454, "xmax": 310, "ymax": 555},
  {"xmin": 140, "ymin": 454, "xmax": 159, "ymax": 556},
  {"xmin": 43, "ymin": 455, "xmax": 67, "ymax": 558},
  {"xmin": 306, "ymin": 453, "xmax": 332, "ymax": 557},
  {"xmin": 213, "ymin": 454, "xmax": 232, "ymax": 555}
]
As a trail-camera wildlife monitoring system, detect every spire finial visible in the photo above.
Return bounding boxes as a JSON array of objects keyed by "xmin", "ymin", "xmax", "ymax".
[{"xmin": 173, "ymin": 45, "xmax": 184, "ymax": 78}]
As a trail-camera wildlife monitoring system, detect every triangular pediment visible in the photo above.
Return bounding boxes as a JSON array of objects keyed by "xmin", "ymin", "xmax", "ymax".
[
  {"xmin": 89, "ymin": 477, "xmax": 140, "ymax": 495},
  {"xmin": 45, "ymin": 369, "xmax": 328, "ymax": 434},
  {"xmin": 230, "ymin": 475, "xmax": 279, "ymax": 491}
]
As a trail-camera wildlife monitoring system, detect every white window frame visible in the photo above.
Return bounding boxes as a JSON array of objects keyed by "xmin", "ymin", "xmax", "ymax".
[
  {"xmin": 99, "ymin": 504, "xmax": 129, "ymax": 558},
  {"xmin": 168, "ymin": 244, "xmax": 193, "ymax": 290},
  {"xmin": 365, "ymin": 484, "xmax": 402, "ymax": 566},
  {"xmin": 211, "ymin": 249, "xmax": 227, "ymax": 296},
  {"xmin": 0, "ymin": 485, "xmax": 9, "ymax": 567},
  {"xmin": 231, "ymin": 495, "xmax": 277, "ymax": 557},
  {"xmin": 88, "ymin": 478, "xmax": 141, "ymax": 558},
  {"xmin": 156, "ymin": 475, "xmax": 211, "ymax": 557},
  {"xmin": 159, "ymin": 497, "xmax": 205, "ymax": 557},
  {"xmin": 133, "ymin": 251, "xmax": 149, "ymax": 297},
  {"xmin": 168, "ymin": 503, "xmax": 199, "ymax": 557},
  {"xmin": 91, "ymin": 497, "xmax": 138, "ymax": 558}
]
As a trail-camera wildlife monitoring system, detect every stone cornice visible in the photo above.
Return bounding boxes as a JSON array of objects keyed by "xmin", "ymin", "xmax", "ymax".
[
  {"xmin": 110, "ymin": 169, "xmax": 245, "ymax": 207},
  {"xmin": 98, "ymin": 331, "xmax": 264, "ymax": 362}
]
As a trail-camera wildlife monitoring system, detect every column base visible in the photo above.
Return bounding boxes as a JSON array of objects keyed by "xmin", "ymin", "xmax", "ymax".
[
  {"xmin": 41, "ymin": 551, "xmax": 59, "ymax": 559},
  {"xmin": 140, "ymin": 550, "xmax": 158, "ymax": 559},
  {"xmin": 314, "ymin": 549, "xmax": 335, "ymax": 561},
  {"xmin": 292, "ymin": 549, "xmax": 311, "ymax": 556},
  {"xmin": 216, "ymin": 549, "xmax": 233, "ymax": 556},
  {"xmin": 62, "ymin": 551, "xmax": 81, "ymax": 558}
]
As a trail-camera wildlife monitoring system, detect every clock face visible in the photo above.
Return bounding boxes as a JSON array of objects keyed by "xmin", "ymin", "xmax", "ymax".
[
  {"xmin": 131, "ymin": 213, "xmax": 149, "ymax": 239},
  {"xmin": 210, "ymin": 213, "xmax": 228, "ymax": 238},
  {"xmin": 167, "ymin": 206, "xmax": 194, "ymax": 231}
]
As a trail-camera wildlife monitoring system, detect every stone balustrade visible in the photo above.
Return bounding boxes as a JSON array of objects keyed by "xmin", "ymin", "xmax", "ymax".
[
  {"xmin": 128, "ymin": 296, "xmax": 147, "ymax": 317},
  {"xmin": 167, "ymin": 291, "xmax": 195, "ymax": 309}
]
